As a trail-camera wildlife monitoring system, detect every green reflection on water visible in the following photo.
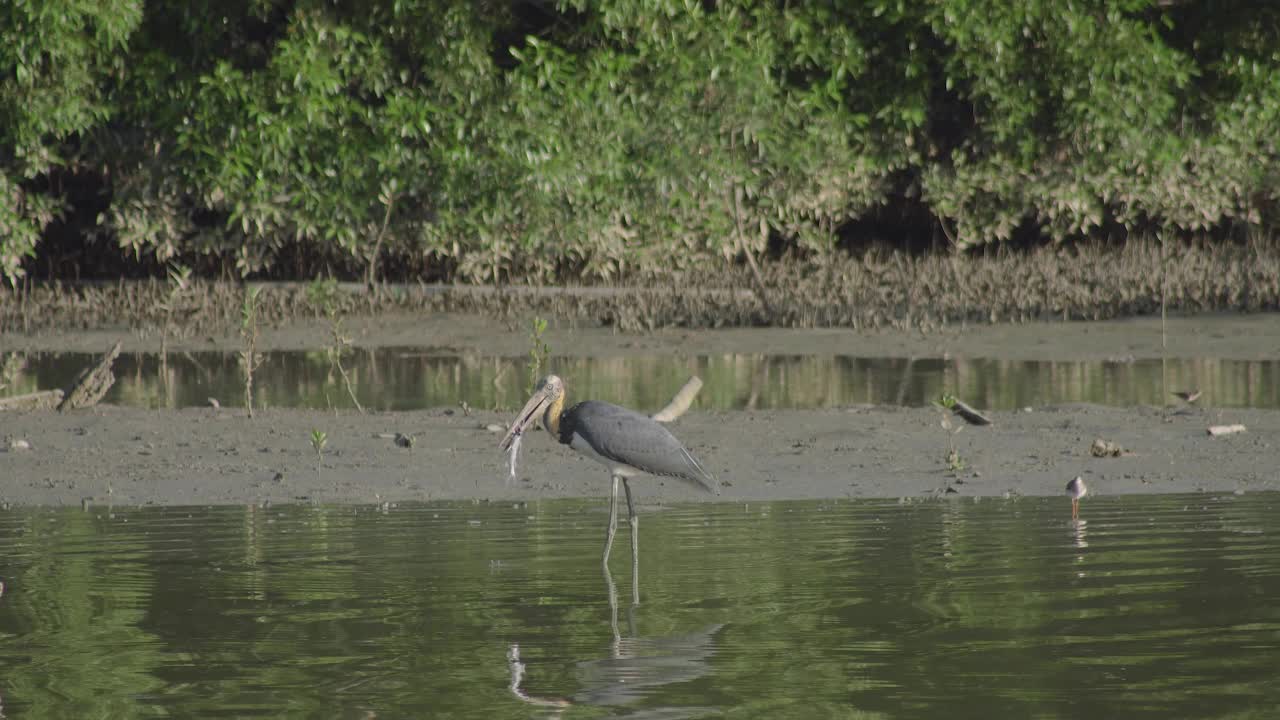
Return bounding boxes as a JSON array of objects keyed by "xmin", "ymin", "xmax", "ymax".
[
  {"xmin": 1, "ymin": 495, "xmax": 1279, "ymax": 717},
  {"xmin": 5, "ymin": 349, "xmax": 1280, "ymax": 411}
]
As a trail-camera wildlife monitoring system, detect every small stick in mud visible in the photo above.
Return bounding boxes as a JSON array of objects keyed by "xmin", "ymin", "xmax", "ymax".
[
  {"xmin": 652, "ymin": 376, "xmax": 704, "ymax": 422},
  {"xmin": 58, "ymin": 341, "xmax": 122, "ymax": 412}
]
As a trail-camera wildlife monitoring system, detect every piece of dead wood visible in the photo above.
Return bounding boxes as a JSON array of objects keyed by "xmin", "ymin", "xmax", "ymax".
[
  {"xmin": 58, "ymin": 341, "xmax": 122, "ymax": 412},
  {"xmin": 1090, "ymin": 438, "xmax": 1125, "ymax": 457},
  {"xmin": 0, "ymin": 389, "xmax": 64, "ymax": 412},
  {"xmin": 652, "ymin": 376, "xmax": 704, "ymax": 422},
  {"xmin": 951, "ymin": 398, "xmax": 993, "ymax": 426},
  {"xmin": 1207, "ymin": 424, "xmax": 1247, "ymax": 437}
]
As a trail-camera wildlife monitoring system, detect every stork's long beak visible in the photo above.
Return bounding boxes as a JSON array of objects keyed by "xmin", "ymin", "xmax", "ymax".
[{"xmin": 500, "ymin": 387, "xmax": 553, "ymax": 451}]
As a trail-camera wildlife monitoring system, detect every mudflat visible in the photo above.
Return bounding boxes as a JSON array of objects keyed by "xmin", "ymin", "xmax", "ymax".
[
  {"xmin": 6, "ymin": 309, "xmax": 1280, "ymax": 359},
  {"xmin": 3, "ymin": 312, "xmax": 1277, "ymax": 507},
  {"xmin": 0, "ymin": 402, "xmax": 1274, "ymax": 508}
]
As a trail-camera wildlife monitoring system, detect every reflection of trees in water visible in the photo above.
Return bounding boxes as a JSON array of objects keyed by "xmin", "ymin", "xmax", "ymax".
[{"xmin": 6, "ymin": 349, "xmax": 1280, "ymax": 411}]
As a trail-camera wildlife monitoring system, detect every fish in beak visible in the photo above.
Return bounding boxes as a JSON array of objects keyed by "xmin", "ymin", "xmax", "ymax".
[{"xmin": 499, "ymin": 377, "xmax": 560, "ymax": 451}]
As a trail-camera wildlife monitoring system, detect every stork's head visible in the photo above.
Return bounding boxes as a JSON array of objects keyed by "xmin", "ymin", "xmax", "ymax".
[{"xmin": 500, "ymin": 374, "xmax": 565, "ymax": 451}]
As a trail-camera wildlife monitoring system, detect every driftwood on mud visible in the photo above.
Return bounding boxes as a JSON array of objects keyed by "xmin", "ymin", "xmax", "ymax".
[
  {"xmin": 951, "ymin": 398, "xmax": 993, "ymax": 426},
  {"xmin": 0, "ymin": 389, "xmax": 64, "ymax": 412},
  {"xmin": 1207, "ymin": 424, "xmax": 1247, "ymax": 437},
  {"xmin": 652, "ymin": 376, "xmax": 704, "ymax": 422},
  {"xmin": 58, "ymin": 341, "xmax": 122, "ymax": 412}
]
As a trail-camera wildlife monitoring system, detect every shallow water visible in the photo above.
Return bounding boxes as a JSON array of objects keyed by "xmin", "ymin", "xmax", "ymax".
[
  {"xmin": 1, "ymin": 494, "xmax": 1278, "ymax": 717},
  {"xmin": 5, "ymin": 349, "xmax": 1279, "ymax": 411}
]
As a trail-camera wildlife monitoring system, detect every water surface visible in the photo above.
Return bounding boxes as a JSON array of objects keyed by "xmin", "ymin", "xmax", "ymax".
[
  {"xmin": 1, "ymin": 494, "xmax": 1278, "ymax": 717},
  {"xmin": 4, "ymin": 349, "xmax": 1278, "ymax": 411}
]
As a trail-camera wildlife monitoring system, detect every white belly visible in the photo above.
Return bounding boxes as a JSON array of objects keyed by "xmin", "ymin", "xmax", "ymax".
[{"xmin": 569, "ymin": 433, "xmax": 642, "ymax": 477}]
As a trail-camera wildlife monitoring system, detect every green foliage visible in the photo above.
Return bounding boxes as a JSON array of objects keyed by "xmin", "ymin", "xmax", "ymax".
[
  {"xmin": 305, "ymin": 278, "xmax": 342, "ymax": 318},
  {"xmin": 934, "ymin": 393, "xmax": 965, "ymax": 473},
  {"xmin": 5, "ymin": 1, "xmax": 1280, "ymax": 284},
  {"xmin": 0, "ymin": 0, "xmax": 143, "ymax": 282},
  {"xmin": 468, "ymin": 0, "xmax": 919, "ymax": 280},
  {"xmin": 922, "ymin": 0, "xmax": 1280, "ymax": 246},
  {"xmin": 309, "ymin": 428, "xmax": 328, "ymax": 477}
]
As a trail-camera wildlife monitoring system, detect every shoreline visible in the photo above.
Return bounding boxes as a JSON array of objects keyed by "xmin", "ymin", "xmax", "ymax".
[{"xmin": 5, "ymin": 311, "xmax": 1280, "ymax": 362}]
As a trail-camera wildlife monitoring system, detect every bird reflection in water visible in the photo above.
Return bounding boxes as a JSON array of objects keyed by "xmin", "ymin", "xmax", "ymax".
[{"xmin": 507, "ymin": 565, "xmax": 722, "ymax": 717}]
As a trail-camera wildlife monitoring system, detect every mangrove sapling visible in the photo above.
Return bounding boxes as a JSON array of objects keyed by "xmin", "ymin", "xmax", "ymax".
[
  {"xmin": 307, "ymin": 279, "xmax": 364, "ymax": 413},
  {"xmin": 527, "ymin": 316, "xmax": 550, "ymax": 394},
  {"xmin": 934, "ymin": 394, "xmax": 967, "ymax": 474},
  {"xmin": 365, "ymin": 180, "xmax": 398, "ymax": 298},
  {"xmin": 326, "ymin": 321, "xmax": 363, "ymax": 413},
  {"xmin": 310, "ymin": 429, "xmax": 328, "ymax": 480},
  {"xmin": 158, "ymin": 264, "xmax": 191, "ymax": 408},
  {"xmin": 239, "ymin": 287, "xmax": 263, "ymax": 418}
]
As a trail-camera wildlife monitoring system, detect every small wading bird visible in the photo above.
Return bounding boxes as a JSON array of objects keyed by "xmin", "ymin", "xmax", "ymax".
[
  {"xmin": 500, "ymin": 375, "xmax": 718, "ymax": 570},
  {"xmin": 1172, "ymin": 389, "xmax": 1202, "ymax": 405},
  {"xmin": 1066, "ymin": 476, "xmax": 1088, "ymax": 521}
]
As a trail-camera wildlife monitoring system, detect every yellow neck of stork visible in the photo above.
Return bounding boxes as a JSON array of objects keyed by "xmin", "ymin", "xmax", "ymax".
[{"xmin": 542, "ymin": 391, "xmax": 564, "ymax": 437}]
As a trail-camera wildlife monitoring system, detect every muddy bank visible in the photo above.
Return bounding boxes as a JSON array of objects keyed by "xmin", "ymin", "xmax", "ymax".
[{"xmin": 1, "ymin": 404, "xmax": 1273, "ymax": 507}]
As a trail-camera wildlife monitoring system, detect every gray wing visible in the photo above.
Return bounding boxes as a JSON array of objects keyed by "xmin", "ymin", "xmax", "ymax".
[{"xmin": 563, "ymin": 401, "xmax": 717, "ymax": 494}]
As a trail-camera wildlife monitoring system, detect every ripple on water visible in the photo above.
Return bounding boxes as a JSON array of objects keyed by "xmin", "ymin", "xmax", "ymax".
[{"xmin": 0, "ymin": 493, "xmax": 1278, "ymax": 717}]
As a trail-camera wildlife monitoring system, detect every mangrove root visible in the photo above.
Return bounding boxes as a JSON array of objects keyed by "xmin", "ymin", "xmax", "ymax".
[{"xmin": 0, "ymin": 389, "xmax": 65, "ymax": 412}]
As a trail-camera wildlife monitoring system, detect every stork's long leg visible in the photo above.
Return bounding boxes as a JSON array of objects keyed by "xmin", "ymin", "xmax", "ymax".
[
  {"xmin": 603, "ymin": 474, "xmax": 620, "ymax": 567},
  {"xmin": 623, "ymin": 478, "xmax": 639, "ymax": 604}
]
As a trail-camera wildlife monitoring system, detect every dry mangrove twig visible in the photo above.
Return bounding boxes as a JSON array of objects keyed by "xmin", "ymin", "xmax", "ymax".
[
  {"xmin": 58, "ymin": 341, "xmax": 122, "ymax": 411},
  {"xmin": 652, "ymin": 376, "xmax": 704, "ymax": 422}
]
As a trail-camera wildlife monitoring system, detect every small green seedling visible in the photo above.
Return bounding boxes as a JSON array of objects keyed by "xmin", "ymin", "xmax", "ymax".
[
  {"xmin": 934, "ymin": 393, "xmax": 966, "ymax": 474},
  {"xmin": 310, "ymin": 429, "xmax": 328, "ymax": 478}
]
